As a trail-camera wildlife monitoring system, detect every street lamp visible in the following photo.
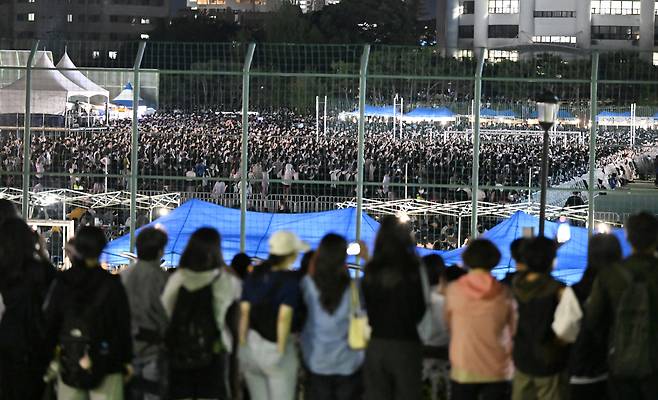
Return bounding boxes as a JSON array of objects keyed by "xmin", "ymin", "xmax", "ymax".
[{"xmin": 536, "ymin": 91, "xmax": 559, "ymax": 236}]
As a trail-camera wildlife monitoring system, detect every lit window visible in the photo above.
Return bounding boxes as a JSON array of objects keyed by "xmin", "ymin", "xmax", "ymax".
[
  {"xmin": 653, "ymin": 52, "xmax": 658, "ymax": 66},
  {"xmin": 67, "ymin": 14, "xmax": 73, "ymax": 22},
  {"xmin": 28, "ymin": 0, "xmax": 35, "ymax": 2},
  {"xmin": 92, "ymin": 50, "xmax": 100, "ymax": 59},
  {"xmin": 27, "ymin": 13, "xmax": 35, "ymax": 21},
  {"xmin": 591, "ymin": 0, "xmax": 640, "ymax": 15},
  {"xmin": 532, "ymin": 36, "xmax": 577, "ymax": 45},
  {"xmin": 488, "ymin": 0, "xmax": 519, "ymax": 14},
  {"xmin": 486, "ymin": 50, "xmax": 518, "ymax": 62},
  {"xmin": 108, "ymin": 51, "xmax": 118, "ymax": 59},
  {"xmin": 140, "ymin": 33, "xmax": 150, "ymax": 39},
  {"xmin": 140, "ymin": 18, "xmax": 150, "ymax": 24},
  {"xmin": 455, "ymin": 49, "xmax": 473, "ymax": 59}
]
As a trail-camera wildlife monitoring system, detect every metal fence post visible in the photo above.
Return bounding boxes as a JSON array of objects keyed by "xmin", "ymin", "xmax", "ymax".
[
  {"xmin": 21, "ymin": 40, "xmax": 39, "ymax": 220},
  {"xmin": 470, "ymin": 48, "xmax": 485, "ymax": 239},
  {"xmin": 356, "ymin": 45, "xmax": 371, "ymax": 246},
  {"xmin": 129, "ymin": 41, "xmax": 147, "ymax": 252},
  {"xmin": 587, "ymin": 51, "xmax": 599, "ymax": 235},
  {"xmin": 240, "ymin": 43, "xmax": 256, "ymax": 252}
]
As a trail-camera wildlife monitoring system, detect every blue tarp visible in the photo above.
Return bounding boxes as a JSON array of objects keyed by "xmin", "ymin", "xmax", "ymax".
[
  {"xmin": 103, "ymin": 199, "xmax": 390, "ymax": 267},
  {"xmin": 349, "ymin": 105, "xmax": 397, "ymax": 117},
  {"xmin": 480, "ymin": 108, "xmax": 517, "ymax": 118},
  {"xmin": 529, "ymin": 110, "xmax": 576, "ymax": 119},
  {"xmin": 405, "ymin": 107, "xmax": 455, "ymax": 119},
  {"xmin": 596, "ymin": 111, "xmax": 631, "ymax": 119},
  {"xmin": 441, "ymin": 211, "xmax": 631, "ymax": 284}
]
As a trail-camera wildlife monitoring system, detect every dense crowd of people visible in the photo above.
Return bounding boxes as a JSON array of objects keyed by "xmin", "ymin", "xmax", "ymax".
[
  {"xmin": 0, "ymin": 197, "xmax": 657, "ymax": 400},
  {"xmin": 0, "ymin": 111, "xmax": 652, "ymax": 200}
]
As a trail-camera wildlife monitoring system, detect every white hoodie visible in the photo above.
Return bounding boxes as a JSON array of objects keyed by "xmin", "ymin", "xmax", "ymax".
[{"xmin": 161, "ymin": 267, "xmax": 242, "ymax": 353}]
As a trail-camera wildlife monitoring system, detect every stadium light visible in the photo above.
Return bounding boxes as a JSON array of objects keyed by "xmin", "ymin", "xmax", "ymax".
[{"xmin": 536, "ymin": 91, "xmax": 560, "ymax": 236}]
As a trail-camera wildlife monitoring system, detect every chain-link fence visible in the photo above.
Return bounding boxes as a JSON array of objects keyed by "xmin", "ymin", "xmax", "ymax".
[{"xmin": 1, "ymin": 39, "xmax": 657, "ymax": 258}]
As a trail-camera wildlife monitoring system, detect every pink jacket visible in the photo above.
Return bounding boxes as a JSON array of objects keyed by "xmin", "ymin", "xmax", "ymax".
[{"xmin": 445, "ymin": 270, "xmax": 516, "ymax": 383}]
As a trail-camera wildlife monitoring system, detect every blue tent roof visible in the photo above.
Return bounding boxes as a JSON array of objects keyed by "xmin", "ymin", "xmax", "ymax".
[
  {"xmin": 529, "ymin": 110, "xmax": 576, "ymax": 119},
  {"xmin": 405, "ymin": 107, "xmax": 455, "ymax": 119},
  {"xmin": 480, "ymin": 108, "xmax": 517, "ymax": 118},
  {"xmin": 440, "ymin": 211, "xmax": 631, "ymax": 284},
  {"xmin": 103, "ymin": 199, "xmax": 390, "ymax": 267}
]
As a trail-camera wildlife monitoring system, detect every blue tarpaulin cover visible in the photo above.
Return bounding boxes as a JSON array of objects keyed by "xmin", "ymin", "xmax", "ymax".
[
  {"xmin": 529, "ymin": 110, "xmax": 576, "ymax": 119},
  {"xmin": 440, "ymin": 211, "xmax": 631, "ymax": 284},
  {"xmin": 480, "ymin": 108, "xmax": 517, "ymax": 118},
  {"xmin": 404, "ymin": 107, "xmax": 455, "ymax": 119},
  {"xmin": 103, "ymin": 199, "xmax": 385, "ymax": 267}
]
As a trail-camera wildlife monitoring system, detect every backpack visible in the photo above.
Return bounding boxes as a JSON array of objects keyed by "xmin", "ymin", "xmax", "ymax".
[
  {"xmin": 608, "ymin": 268, "xmax": 653, "ymax": 378},
  {"xmin": 165, "ymin": 275, "xmax": 221, "ymax": 371},
  {"xmin": 58, "ymin": 283, "xmax": 112, "ymax": 390}
]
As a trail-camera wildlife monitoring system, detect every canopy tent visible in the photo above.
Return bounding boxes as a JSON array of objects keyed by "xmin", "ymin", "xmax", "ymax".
[
  {"xmin": 56, "ymin": 52, "xmax": 109, "ymax": 105},
  {"xmin": 480, "ymin": 108, "xmax": 517, "ymax": 119},
  {"xmin": 401, "ymin": 107, "xmax": 456, "ymax": 122},
  {"xmin": 440, "ymin": 211, "xmax": 631, "ymax": 284},
  {"xmin": 103, "ymin": 199, "xmax": 386, "ymax": 267},
  {"xmin": 112, "ymin": 82, "xmax": 145, "ymax": 108},
  {"xmin": 0, "ymin": 51, "xmax": 88, "ymax": 115},
  {"xmin": 596, "ymin": 111, "xmax": 631, "ymax": 119}
]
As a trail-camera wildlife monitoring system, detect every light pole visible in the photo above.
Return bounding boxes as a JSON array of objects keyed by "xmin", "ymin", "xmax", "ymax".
[{"xmin": 536, "ymin": 91, "xmax": 560, "ymax": 236}]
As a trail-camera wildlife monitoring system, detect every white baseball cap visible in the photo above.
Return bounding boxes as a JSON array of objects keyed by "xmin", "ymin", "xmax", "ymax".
[{"xmin": 268, "ymin": 231, "xmax": 310, "ymax": 256}]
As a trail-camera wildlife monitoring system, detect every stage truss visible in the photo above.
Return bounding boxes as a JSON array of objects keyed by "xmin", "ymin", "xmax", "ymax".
[{"xmin": 0, "ymin": 188, "xmax": 181, "ymax": 216}]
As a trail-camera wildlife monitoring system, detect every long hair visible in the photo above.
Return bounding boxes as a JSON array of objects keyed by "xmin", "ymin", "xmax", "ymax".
[
  {"xmin": 0, "ymin": 218, "xmax": 37, "ymax": 289},
  {"xmin": 312, "ymin": 234, "xmax": 349, "ymax": 315},
  {"xmin": 577, "ymin": 233, "xmax": 622, "ymax": 300},
  {"xmin": 365, "ymin": 215, "xmax": 420, "ymax": 287},
  {"xmin": 179, "ymin": 227, "xmax": 224, "ymax": 272}
]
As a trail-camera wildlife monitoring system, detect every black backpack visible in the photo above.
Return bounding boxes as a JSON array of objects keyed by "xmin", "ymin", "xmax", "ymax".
[
  {"xmin": 58, "ymin": 283, "xmax": 112, "ymax": 390},
  {"xmin": 165, "ymin": 275, "xmax": 221, "ymax": 371},
  {"xmin": 608, "ymin": 268, "xmax": 653, "ymax": 378}
]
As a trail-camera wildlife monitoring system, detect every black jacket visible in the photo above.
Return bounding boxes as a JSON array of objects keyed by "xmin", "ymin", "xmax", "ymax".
[{"xmin": 44, "ymin": 264, "xmax": 133, "ymax": 375}]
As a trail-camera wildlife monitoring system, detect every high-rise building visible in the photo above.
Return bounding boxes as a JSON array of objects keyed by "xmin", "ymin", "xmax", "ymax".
[
  {"xmin": 0, "ymin": 0, "xmax": 170, "ymax": 41},
  {"xmin": 437, "ymin": 0, "xmax": 657, "ymax": 60}
]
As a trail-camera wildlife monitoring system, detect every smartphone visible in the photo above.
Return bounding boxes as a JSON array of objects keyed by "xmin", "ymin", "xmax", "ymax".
[
  {"xmin": 522, "ymin": 226, "xmax": 534, "ymax": 238},
  {"xmin": 346, "ymin": 242, "xmax": 361, "ymax": 256}
]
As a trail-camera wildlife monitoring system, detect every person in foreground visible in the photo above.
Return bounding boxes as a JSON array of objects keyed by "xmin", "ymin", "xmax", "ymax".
[
  {"xmin": 585, "ymin": 212, "xmax": 658, "ymax": 400},
  {"xmin": 445, "ymin": 239, "xmax": 516, "ymax": 400},
  {"xmin": 511, "ymin": 236, "xmax": 569, "ymax": 400},
  {"xmin": 44, "ymin": 226, "xmax": 133, "ymax": 399},
  {"xmin": 160, "ymin": 227, "xmax": 242, "ymax": 400},
  {"xmin": 238, "ymin": 230, "xmax": 308, "ymax": 400},
  {"xmin": 362, "ymin": 215, "xmax": 426, "ymax": 400},
  {"xmin": 300, "ymin": 233, "xmax": 365, "ymax": 400}
]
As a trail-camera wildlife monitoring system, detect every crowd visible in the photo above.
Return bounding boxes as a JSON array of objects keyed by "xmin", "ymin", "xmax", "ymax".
[
  {"xmin": 0, "ymin": 111, "xmax": 651, "ymax": 201},
  {"xmin": 1, "ymin": 196, "xmax": 657, "ymax": 400}
]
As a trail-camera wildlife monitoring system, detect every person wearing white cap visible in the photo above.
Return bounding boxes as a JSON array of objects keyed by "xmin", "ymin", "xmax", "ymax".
[{"xmin": 238, "ymin": 231, "xmax": 309, "ymax": 400}]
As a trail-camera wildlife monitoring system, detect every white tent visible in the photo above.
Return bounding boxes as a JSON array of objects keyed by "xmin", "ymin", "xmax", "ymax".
[
  {"xmin": 112, "ymin": 82, "xmax": 145, "ymax": 108},
  {"xmin": 56, "ymin": 52, "xmax": 109, "ymax": 105},
  {"xmin": 0, "ymin": 52, "xmax": 87, "ymax": 115}
]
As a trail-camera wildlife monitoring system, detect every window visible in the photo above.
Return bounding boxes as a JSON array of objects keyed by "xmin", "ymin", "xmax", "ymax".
[
  {"xmin": 140, "ymin": 18, "xmax": 150, "ymax": 24},
  {"xmin": 591, "ymin": 1, "xmax": 640, "ymax": 15},
  {"xmin": 27, "ymin": 12, "xmax": 35, "ymax": 21},
  {"xmin": 461, "ymin": 0, "xmax": 474, "ymax": 14},
  {"xmin": 108, "ymin": 51, "xmax": 118, "ymax": 60},
  {"xmin": 28, "ymin": 0, "xmax": 35, "ymax": 2},
  {"xmin": 89, "ymin": 14, "xmax": 101, "ymax": 22},
  {"xmin": 486, "ymin": 50, "xmax": 518, "ymax": 62},
  {"xmin": 140, "ymin": 33, "xmax": 150, "ymax": 39},
  {"xmin": 532, "ymin": 35, "xmax": 577, "ymax": 45},
  {"xmin": 456, "ymin": 49, "xmax": 473, "ymax": 59},
  {"xmin": 67, "ymin": 14, "xmax": 73, "ymax": 22},
  {"xmin": 488, "ymin": 25, "xmax": 518, "ymax": 38},
  {"xmin": 591, "ymin": 25, "xmax": 639, "ymax": 40},
  {"xmin": 458, "ymin": 25, "xmax": 474, "ymax": 39},
  {"xmin": 92, "ymin": 50, "xmax": 100, "ymax": 59},
  {"xmin": 653, "ymin": 52, "xmax": 658, "ymax": 66},
  {"xmin": 533, "ymin": 10, "xmax": 575, "ymax": 18},
  {"xmin": 488, "ymin": 0, "xmax": 518, "ymax": 14}
]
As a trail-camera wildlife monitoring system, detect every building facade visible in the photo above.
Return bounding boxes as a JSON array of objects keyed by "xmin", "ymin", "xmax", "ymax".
[
  {"xmin": 438, "ymin": 0, "xmax": 657, "ymax": 59},
  {"xmin": 0, "ymin": 0, "xmax": 170, "ymax": 41},
  {"xmin": 186, "ymin": 0, "xmax": 332, "ymax": 13}
]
